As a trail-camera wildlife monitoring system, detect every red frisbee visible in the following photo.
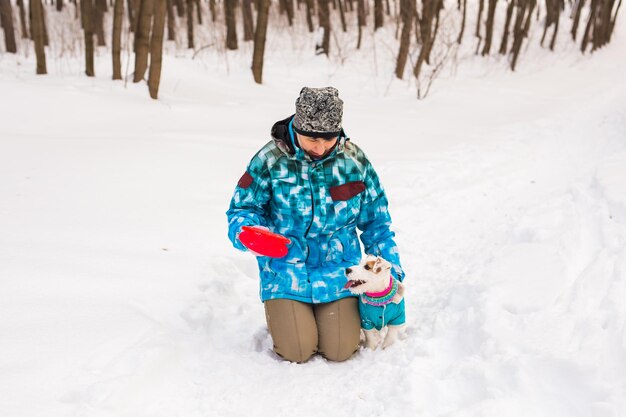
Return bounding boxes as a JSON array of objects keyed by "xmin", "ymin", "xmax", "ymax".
[{"xmin": 239, "ymin": 226, "xmax": 291, "ymax": 258}]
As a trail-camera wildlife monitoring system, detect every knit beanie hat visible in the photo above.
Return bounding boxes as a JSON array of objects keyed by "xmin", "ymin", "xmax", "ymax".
[{"xmin": 293, "ymin": 87, "xmax": 343, "ymax": 139}]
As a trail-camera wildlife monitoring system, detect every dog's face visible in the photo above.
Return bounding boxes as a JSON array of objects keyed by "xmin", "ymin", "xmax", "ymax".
[{"xmin": 344, "ymin": 255, "xmax": 392, "ymax": 294}]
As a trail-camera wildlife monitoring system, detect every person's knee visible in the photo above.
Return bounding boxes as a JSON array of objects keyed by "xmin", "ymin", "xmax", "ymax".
[
  {"xmin": 265, "ymin": 299, "xmax": 318, "ymax": 363},
  {"xmin": 316, "ymin": 298, "xmax": 361, "ymax": 362},
  {"xmin": 323, "ymin": 337, "xmax": 360, "ymax": 362},
  {"xmin": 276, "ymin": 334, "xmax": 317, "ymax": 363}
]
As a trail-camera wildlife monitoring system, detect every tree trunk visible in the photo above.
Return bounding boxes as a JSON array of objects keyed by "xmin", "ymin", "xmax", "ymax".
[
  {"xmin": 284, "ymin": 0, "xmax": 294, "ymax": 25},
  {"xmin": 148, "ymin": 0, "xmax": 166, "ymax": 99},
  {"xmin": 186, "ymin": 0, "xmax": 193, "ymax": 48},
  {"xmin": 166, "ymin": 0, "xmax": 175, "ymax": 40},
  {"xmin": 499, "ymin": 0, "xmax": 514, "ymax": 54},
  {"xmin": 374, "ymin": 0, "xmax": 383, "ymax": 29},
  {"xmin": 571, "ymin": 0, "xmax": 585, "ymax": 40},
  {"xmin": 95, "ymin": 0, "xmax": 106, "ymax": 46},
  {"xmin": 395, "ymin": 0, "xmax": 413, "ymax": 79},
  {"xmin": 475, "ymin": 0, "xmax": 484, "ymax": 53},
  {"xmin": 457, "ymin": 0, "xmax": 466, "ymax": 43},
  {"xmin": 127, "ymin": 0, "xmax": 135, "ymax": 30},
  {"xmin": 175, "ymin": 0, "xmax": 184, "ymax": 17},
  {"xmin": 511, "ymin": 0, "xmax": 535, "ymax": 70},
  {"xmin": 242, "ymin": 0, "xmax": 254, "ymax": 40},
  {"xmin": 195, "ymin": 0, "xmax": 201, "ymax": 24},
  {"xmin": 209, "ymin": 0, "xmax": 215, "ymax": 21},
  {"xmin": 82, "ymin": 0, "xmax": 95, "ymax": 76},
  {"xmin": 317, "ymin": 0, "xmax": 330, "ymax": 55},
  {"xmin": 56, "ymin": 0, "xmax": 63, "ymax": 11},
  {"xmin": 608, "ymin": 0, "xmax": 621, "ymax": 42},
  {"xmin": 134, "ymin": 0, "xmax": 155, "ymax": 81},
  {"xmin": 481, "ymin": 0, "xmax": 497, "ymax": 55},
  {"xmin": 356, "ymin": 0, "xmax": 364, "ymax": 48},
  {"xmin": 112, "ymin": 0, "xmax": 124, "ymax": 79},
  {"xmin": 414, "ymin": 0, "xmax": 440, "ymax": 79},
  {"xmin": 305, "ymin": 0, "xmax": 314, "ymax": 32},
  {"xmin": 251, "ymin": 0, "xmax": 270, "ymax": 83},
  {"xmin": 338, "ymin": 0, "xmax": 346, "ymax": 32},
  {"xmin": 30, "ymin": 0, "xmax": 47, "ymax": 74},
  {"xmin": 225, "ymin": 0, "xmax": 238, "ymax": 49},
  {"xmin": 16, "ymin": 0, "xmax": 28, "ymax": 39},
  {"xmin": 0, "ymin": 0, "xmax": 17, "ymax": 53},
  {"xmin": 548, "ymin": 0, "xmax": 562, "ymax": 50}
]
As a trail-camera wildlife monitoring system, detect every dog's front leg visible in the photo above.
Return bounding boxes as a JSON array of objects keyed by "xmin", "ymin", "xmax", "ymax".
[
  {"xmin": 363, "ymin": 329, "xmax": 381, "ymax": 349},
  {"xmin": 382, "ymin": 324, "xmax": 405, "ymax": 349}
]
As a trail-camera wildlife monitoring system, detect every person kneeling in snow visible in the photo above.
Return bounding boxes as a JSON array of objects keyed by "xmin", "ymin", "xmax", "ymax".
[{"xmin": 226, "ymin": 87, "xmax": 404, "ymax": 363}]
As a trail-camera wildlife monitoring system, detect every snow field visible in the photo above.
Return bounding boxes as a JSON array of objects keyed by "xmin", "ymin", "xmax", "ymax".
[{"xmin": 1, "ymin": 20, "xmax": 626, "ymax": 417}]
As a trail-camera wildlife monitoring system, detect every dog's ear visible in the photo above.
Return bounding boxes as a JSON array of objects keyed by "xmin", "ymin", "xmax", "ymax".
[
  {"xmin": 374, "ymin": 256, "xmax": 385, "ymax": 274},
  {"xmin": 373, "ymin": 256, "xmax": 392, "ymax": 274}
]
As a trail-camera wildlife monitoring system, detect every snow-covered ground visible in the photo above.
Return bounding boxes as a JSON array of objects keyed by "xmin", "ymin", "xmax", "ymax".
[{"xmin": 1, "ymin": 20, "xmax": 626, "ymax": 417}]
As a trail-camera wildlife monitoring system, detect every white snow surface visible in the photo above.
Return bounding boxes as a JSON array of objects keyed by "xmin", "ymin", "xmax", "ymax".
[{"xmin": 2, "ymin": 26, "xmax": 626, "ymax": 417}]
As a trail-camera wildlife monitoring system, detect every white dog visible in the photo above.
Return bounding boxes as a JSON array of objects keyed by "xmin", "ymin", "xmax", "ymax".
[{"xmin": 344, "ymin": 255, "xmax": 406, "ymax": 349}]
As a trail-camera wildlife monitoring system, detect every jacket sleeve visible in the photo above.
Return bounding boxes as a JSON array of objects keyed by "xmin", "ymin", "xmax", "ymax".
[
  {"xmin": 226, "ymin": 153, "xmax": 272, "ymax": 251},
  {"xmin": 356, "ymin": 160, "xmax": 405, "ymax": 281}
]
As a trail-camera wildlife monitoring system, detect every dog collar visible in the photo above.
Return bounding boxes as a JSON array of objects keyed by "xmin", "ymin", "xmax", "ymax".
[{"xmin": 361, "ymin": 276, "xmax": 398, "ymax": 306}]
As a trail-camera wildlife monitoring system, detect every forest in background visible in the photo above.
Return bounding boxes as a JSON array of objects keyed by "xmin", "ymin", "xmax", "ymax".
[{"xmin": 0, "ymin": 0, "xmax": 622, "ymax": 98}]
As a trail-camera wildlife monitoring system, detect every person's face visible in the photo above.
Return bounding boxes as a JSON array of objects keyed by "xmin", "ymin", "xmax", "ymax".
[{"xmin": 296, "ymin": 133, "xmax": 338, "ymax": 160}]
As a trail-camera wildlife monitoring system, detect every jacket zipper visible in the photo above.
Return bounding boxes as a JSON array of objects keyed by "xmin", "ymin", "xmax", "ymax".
[{"xmin": 304, "ymin": 163, "xmax": 316, "ymax": 262}]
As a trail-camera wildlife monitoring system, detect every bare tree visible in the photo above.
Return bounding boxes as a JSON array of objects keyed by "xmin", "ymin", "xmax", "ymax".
[
  {"xmin": 481, "ymin": 0, "xmax": 497, "ymax": 55},
  {"xmin": 16, "ymin": 0, "xmax": 28, "ymax": 39},
  {"xmin": 82, "ymin": 0, "xmax": 96, "ymax": 76},
  {"xmin": 338, "ymin": 0, "xmax": 347, "ymax": 32},
  {"xmin": 175, "ymin": 0, "xmax": 184, "ymax": 17},
  {"xmin": 112, "ymin": 0, "xmax": 124, "ymax": 79},
  {"xmin": 374, "ymin": 0, "xmax": 383, "ymax": 29},
  {"xmin": 134, "ymin": 0, "xmax": 155, "ymax": 81},
  {"xmin": 209, "ymin": 0, "xmax": 216, "ymax": 22},
  {"xmin": 166, "ymin": 0, "xmax": 175, "ymax": 40},
  {"xmin": 282, "ymin": 0, "xmax": 294, "ymax": 25},
  {"xmin": 499, "ymin": 0, "xmax": 515, "ymax": 54},
  {"xmin": 252, "ymin": 0, "xmax": 270, "ymax": 83},
  {"xmin": 475, "ymin": 0, "xmax": 484, "ymax": 52},
  {"xmin": 317, "ymin": 0, "xmax": 330, "ymax": 54},
  {"xmin": 186, "ymin": 0, "xmax": 194, "ymax": 48},
  {"xmin": 510, "ymin": 0, "xmax": 536, "ymax": 70},
  {"xmin": 540, "ymin": 0, "xmax": 562, "ymax": 50},
  {"xmin": 148, "ymin": 0, "xmax": 167, "ymax": 98},
  {"xmin": 413, "ymin": 0, "xmax": 442, "ymax": 79},
  {"xmin": 30, "ymin": 0, "xmax": 47, "ymax": 74},
  {"xmin": 571, "ymin": 0, "xmax": 586, "ymax": 40},
  {"xmin": 0, "ymin": 0, "xmax": 17, "ymax": 53},
  {"xmin": 457, "ymin": 0, "xmax": 466, "ymax": 43},
  {"xmin": 305, "ymin": 0, "xmax": 314, "ymax": 32},
  {"xmin": 395, "ymin": 0, "xmax": 414, "ymax": 78},
  {"xmin": 95, "ymin": 0, "xmax": 107, "ymax": 46},
  {"xmin": 195, "ymin": 0, "xmax": 202, "ymax": 24},
  {"xmin": 225, "ymin": 0, "xmax": 238, "ymax": 49},
  {"xmin": 356, "ymin": 0, "xmax": 365, "ymax": 48},
  {"xmin": 242, "ymin": 0, "xmax": 254, "ymax": 41}
]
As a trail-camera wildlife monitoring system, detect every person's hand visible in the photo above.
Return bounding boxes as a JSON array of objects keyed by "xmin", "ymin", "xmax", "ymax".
[
  {"xmin": 239, "ymin": 226, "xmax": 269, "ymax": 257},
  {"xmin": 238, "ymin": 225, "xmax": 291, "ymax": 258}
]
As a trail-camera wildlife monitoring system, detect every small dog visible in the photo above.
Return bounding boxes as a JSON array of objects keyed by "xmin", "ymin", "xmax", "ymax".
[{"xmin": 344, "ymin": 255, "xmax": 406, "ymax": 349}]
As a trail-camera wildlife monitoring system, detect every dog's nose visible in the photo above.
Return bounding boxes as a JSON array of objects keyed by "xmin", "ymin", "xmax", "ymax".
[{"xmin": 345, "ymin": 268, "xmax": 352, "ymax": 274}]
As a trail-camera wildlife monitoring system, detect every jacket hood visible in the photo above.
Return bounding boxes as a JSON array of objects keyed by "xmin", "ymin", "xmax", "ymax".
[{"xmin": 270, "ymin": 114, "xmax": 349, "ymax": 159}]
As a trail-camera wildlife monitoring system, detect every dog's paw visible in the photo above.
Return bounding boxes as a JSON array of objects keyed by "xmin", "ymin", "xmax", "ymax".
[
  {"xmin": 381, "ymin": 338, "xmax": 396, "ymax": 350},
  {"xmin": 363, "ymin": 329, "xmax": 381, "ymax": 350}
]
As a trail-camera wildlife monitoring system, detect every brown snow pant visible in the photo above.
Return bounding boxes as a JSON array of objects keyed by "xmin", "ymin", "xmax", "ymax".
[{"xmin": 264, "ymin": 297, "xmax": 361, "ymax": 363}]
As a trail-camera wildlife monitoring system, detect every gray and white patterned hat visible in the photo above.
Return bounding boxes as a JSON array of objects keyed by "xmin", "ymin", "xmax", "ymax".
[{"xmin": 293, "ymin": 87, "xmax": 343, "ymax": 139}]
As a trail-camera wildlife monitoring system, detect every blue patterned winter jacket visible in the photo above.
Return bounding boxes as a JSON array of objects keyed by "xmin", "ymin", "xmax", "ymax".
[{"xmin": 226, "ymin": 115, "xmax": 404, "ymax": 303}]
